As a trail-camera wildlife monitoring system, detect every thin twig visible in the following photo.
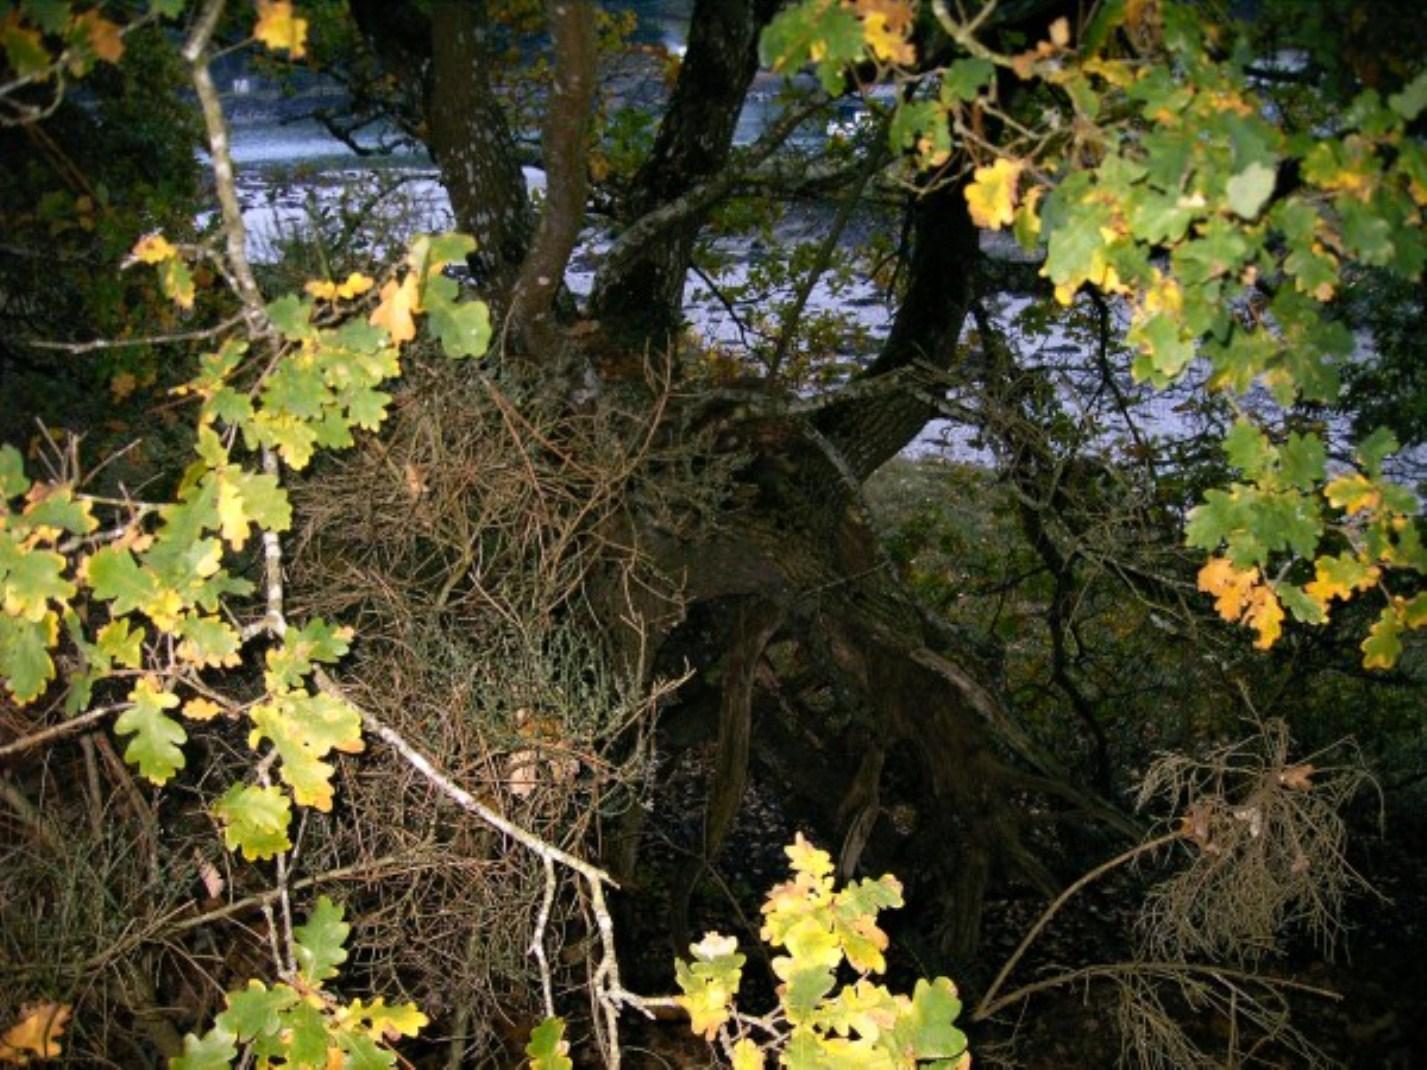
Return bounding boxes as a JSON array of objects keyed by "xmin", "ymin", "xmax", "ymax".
[
  {"xmin": 0, "ymin": 703, "xmax": 127, "ymax": 761},
  {"xmin": 24, "ymin": 314, "xmax": 246, "ymax": 354},
  {"xmin": 975, "ymin": 830, "xmax": 1184, "ymax": 1021}
]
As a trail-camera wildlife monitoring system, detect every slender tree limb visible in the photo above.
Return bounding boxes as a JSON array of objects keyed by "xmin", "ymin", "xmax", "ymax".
[
  {"xmin": 593, "ymin": 93, "xmax": 829, "ymax": 301},
  {"xmin": 508, "ymin": 0, "xmax": 598, "ymax": 352},
  {"xmin": 183, "ymin": 0, "xmax": 267, "ymax": 331}
]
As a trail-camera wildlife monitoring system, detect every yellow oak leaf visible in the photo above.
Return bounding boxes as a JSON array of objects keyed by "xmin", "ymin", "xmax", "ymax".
[
  {"xmin": 1244, "ymin": 584, "xmax": 1284, "ymax": 650},
  {"xmin": 336, "ymin": 272, "xmax": 375, "ymax": 298},
  {"xmin": 861, "ymin": 12, "xmax": 915, "ymax": 64},
  {"xmin": 0, "ymin": 1003, "xmax": 70, "ymax": 1063},
  {"xmin": 731, "ymin": 1038, "xmax": 764, "ymax": 1070},
  {"xmin": 216, "ymin": 474, "xmax": 250, "ymax": 550},
  {"xmin": 1324, "ymin": 473, "xmax": 1380, "ymax": 515},
  {"xmin": 183, "ymin": 697, "xmax": 224, "ymax": 721},
  {"xmin": 131, "ymin": 232, "xmax": 177, "ymax": 264},
  {"xmin": 854, "ymin": 0, "xmax": 914, "ymax": 33},
  {"xmin": 1304, "ymin": 554, "xmax": 1380, "ymax": 610},
  {"xmin": 254, "ymin": 0, "xmax": 308, "ymax": 59},
  {"xmin": 110, "ymin": 371, "xmax": 138, "ymax": 400},
  {"xmin": 1196, "ymin": 557, "xmax": 1260, "ymax": 623},
  {"xmin": 306, "ymin": 272, "xmax": 374, "ymax": 301},
  {"xmin": 785, "ymin": 832, "xmax": 835, "ymax": 879},
  {"xmin": 369, "ymin": 273, "xmax": 420, "ymax": 344},
  {"xmin": 964, "ymin": 158, "xmax": 1024, "ymax": 230}
]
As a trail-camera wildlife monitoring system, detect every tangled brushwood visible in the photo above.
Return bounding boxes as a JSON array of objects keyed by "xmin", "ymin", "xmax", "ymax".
[{"xmin": 281, "ymin": 353, "xmax": 729, "ymax": 1060}]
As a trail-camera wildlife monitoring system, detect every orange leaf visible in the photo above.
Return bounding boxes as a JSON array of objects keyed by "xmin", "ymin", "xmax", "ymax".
[
  {"xmin": 1278, "ymin": 763, "xmax": 1316, "ymax": 791},
  {"xmin": 1196, "ymin": 557, "xmax": 1259, "ymax": 623},
  {"xmin": 76, "ymin": 10, "xmax": 124, "ymax": 63},
  {"xmin": 1, "ymin": 1003, "xmax": 70, "ymax": 1064},
  {"xmin": 1244, "ymin": 585, "xmax": 1284, "ymax": 650},
  {"xmin": 368, "ymin": 273, "xmax": 420, "ymax": 344}
]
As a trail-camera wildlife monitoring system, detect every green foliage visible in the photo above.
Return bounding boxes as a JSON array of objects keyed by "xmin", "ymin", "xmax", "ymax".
[
  {"xmin": 1, "ymin": 211, "xmax": 489, "ymax": 1065},
  {"xmin": 759, "ymin": 0, "xmax": 1427, "ymax": 668},
  {"xmin": 525, "ymin": 1016, "xmax": 574, "ymax": 1070},
  {"xmin": 171, "ymin": 899, "xmax": 427, "ymax": 1070},
  {"xmin": 672, "ymin": 835, "xmax": 970, "ymax": 1068}
]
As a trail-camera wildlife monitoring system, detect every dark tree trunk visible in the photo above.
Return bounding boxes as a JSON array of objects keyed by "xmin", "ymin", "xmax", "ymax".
[
  {"xmin": 427, "ymin": 1, "xmax": 536, "ymax": 305},
  {"xmin": 589, "ymin": 0, "xmax": 780, "ymax": 345},
  {"xmin": 813, "ymin": 179, "xmax": 981, "ymax": 479},
  {"xmin": 350, "ymin": 0, "xmax": 535, "ymax": 307}
]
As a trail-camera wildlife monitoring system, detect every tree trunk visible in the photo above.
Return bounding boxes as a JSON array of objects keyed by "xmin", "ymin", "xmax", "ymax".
[
  {"xmin": 427, "ymin": 1, "xmax": 536, "ymax": 306},
  {"xmin": 589, "ymin": 0, "xmax": 779, "ymax": 345}
]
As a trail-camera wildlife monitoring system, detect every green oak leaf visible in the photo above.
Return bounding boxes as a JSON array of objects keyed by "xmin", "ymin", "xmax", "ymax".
[
  {"xmin": 1389, "ymin": 69, "xmax": 1427, "ymax": 121},
  {"xmin": 941, "ymin": 57, "xmax": 994, "ymax": 102},
  {"xmin": 336, "ymin": 1031, "xmax": 396, "ymax": 1070},
  {"xmin": 214, "ymin": 783, "xmax": 292, "ymax": 861},
  {"xmin": 1278, "ymin": 432, "xmax": 1326, "ymax": 490},
  {"xmin": 247, "ymin": 702, "xmax": 340, "ymax": 811},
  {"xmin": 294, "ymin": 895, "xmax": 350, "ymax": 983},
  {"xmin": 114, "ymin": 676, "xmax": 187, "ymax": 784},
  {"xmin": 901, "ymin": 977, "xmax": 967, "ymax": 1060},
  {"xmin": 1226, "ymin": 161, "xmax": 1276, "ymax": 220},
  {"xmin": 264, "ymin": 617, "xmax": 354, "ymax": 690},
  {"xmin": 265, "ymin": 293, "xmax": 315, "ymax": 340},
  {"xmin": 17, "ymin": 485, "xmax": 97, "ymax": 535},
  {"xmin": 97, "ymin": 618, "xmax": 146, "ymax": 668},
  {"xmin": 281, "ymin": 1000, "xmax": 329, "ymax": 1066},
  {"xmin": 3, "ymin": 547, "xmax": 73, "ymax": 620},
  {"xmin": 0, "ymin": 444, "xmax": 30, "ymax": 499},
  {"xmin": 170, "ymin": 1026, "xmax": 239, "ymax": 1070},
  {"xmin": 425, "ymin": 293, "xmax": 492, "ymax": 360},
  {"xmin": 87, "ymin": 546, "xmax": 161, "ymax": 616},
  {"xmin": 176, "ymin": 614, "xmax": 241, "ymax": 669},
  {"xmin": 0, "ymin": 612, "xmax": 58, "ymax": 704},
  {"xmin": 525, "ymin": 1017, "xmax": 574, "ymax": 1070},
  {"xmin": 1223, "ymin": 420, "xmax": 1275, "ymax": 479},
  {"xmin": 216, "ymin": 981, "xmax": 298, "ymax": 1041},
  {"xmin": 426, "ymin": 232, "xmax": 477, "ymax": 270},
  {"xmin": 758, "ymin": 0, "xmax": 863, "ymax": 93},
  {"xmin": 1362, "ymin": 607, "xmax": 1403, "ymax": 670}
]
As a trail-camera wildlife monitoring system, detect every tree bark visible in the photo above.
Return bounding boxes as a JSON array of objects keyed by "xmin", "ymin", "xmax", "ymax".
[
  {"xmin": 813, "ymin": 179, "xmax": 981, "ymax": 480},
  {"xmin": 350, "ymin": 0, "xmax": 536, "ymax": 307},
  {"xmin": 590, "ymin": 0, "xmax": 780, "ymax": 345},
  {"xmin": 508, "ymin": 0, "xmax": 597, "ymax": 353}
]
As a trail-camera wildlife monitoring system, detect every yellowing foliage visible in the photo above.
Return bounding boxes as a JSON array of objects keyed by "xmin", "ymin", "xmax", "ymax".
[
  {"xmin": 964, "ymin": 158, "xmax": 1024, "ymax": 230},
  {"xmin": 1197, "ymin": 558, "xmax": 1284, "ymax": 650},
  {"xmin": 1197, "ymin": 557, "xmax": 1259, "ymax": 621},
  {"xmin": 369, "ymin": 273, "xmax": 421, "ymax": 344},
  {"xmin": 130, "ymin": 232, "xmax": 177, "ymax": 264},
  {"xmin": 253, "ymin": 0, "xmax": 308, "ymax": 59},
  {"xmin": 305, "ymin": 273, "xmax": 375, "ymax": 301},
  {"xmin": 854, "ymin": 0, "xmax": 915, "ymax": 65}
]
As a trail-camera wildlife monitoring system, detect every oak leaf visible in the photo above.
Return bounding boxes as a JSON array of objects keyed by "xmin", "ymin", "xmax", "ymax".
[
  {"xmin": 253, "ymin": 0, "xmax": 308, "ymax": 59},
  {"xmin": 131, "ymin": 232, "xmax": 177, "ymax": 264},
  {"xmin": 0, "ymin": 1003, "xmax": 70, "ymax": 1064},
  {"xmin": 964, "ymin": 158, "xmax": 1024, "ymax": 230},
  {"xmin": 368, "ymin": 273, "xmax": 420, "ymax": 344},
  {"xmin": 76, "ymin": 11, "xmax": 124, "ymax": 63}
]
